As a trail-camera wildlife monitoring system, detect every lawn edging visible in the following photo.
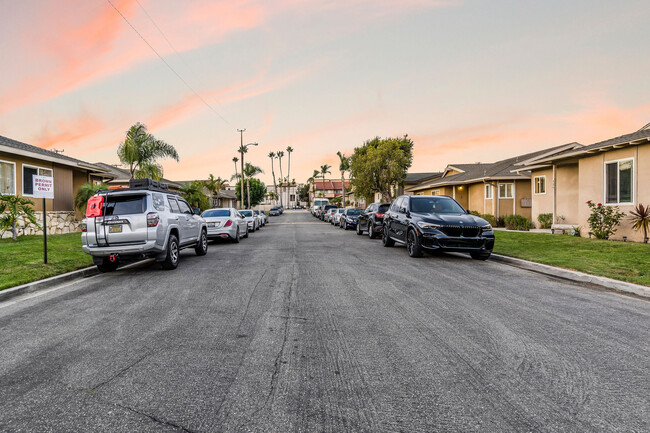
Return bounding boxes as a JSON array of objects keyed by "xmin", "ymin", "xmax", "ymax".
[
  {"xmin": 491, "ymin": 254, "xmax": 650, "ymax": 299},
  {"xmin": 0, "ymin": 266, "xmax": 98, "ymax": 303}
]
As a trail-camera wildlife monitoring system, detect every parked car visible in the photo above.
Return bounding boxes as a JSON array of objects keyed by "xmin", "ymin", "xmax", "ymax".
[
  {"xmin": 356, "ymin": 202, "xmax": 391, "ymax": 238},
  {"xmin": 320, "ymin": 204, "xmax": 338, "ymax": 221},
  {"xmin": 340, "ymin": 208, "xmax": 362, "ymax": 230},
  {"xmin": 260, "ymin": 210, "xmax": 268, "ymax": 223},
  {"xmin": 324, "ymin": 208, "xmax": 337, "ymax": 223},
  {"xmin": 269, "ymin": 207, "xmax": 281, "ymax": 216},
  {"xmin": 82, "ymin": 180, "xmax": 207, "ymax": 272},
  {"xmin": 253, "ymin": 209, "xmax": 266, "ymax": 227},
  {"xmin": 239, "ymin": 210, "xmax": 258, "ymax": 232},
  {"xmin": 331, "ymin": 208, "xmax": 345, "ymax": 226},
  {"xmin": 382, "ymin": 195, "xmax": 494, "ymax": 259},
  {"xmin": 311, "ymin": 198, "xmax": 329, "ymax": 216},
  {"xmin": 202, "ymin": 208, "xmax": 248, "ymax": 243}
]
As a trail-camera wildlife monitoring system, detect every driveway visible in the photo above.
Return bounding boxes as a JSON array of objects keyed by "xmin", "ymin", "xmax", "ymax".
[{"xmin": 1, "ymin": 210, "xmax": 648, "ymax": 432}]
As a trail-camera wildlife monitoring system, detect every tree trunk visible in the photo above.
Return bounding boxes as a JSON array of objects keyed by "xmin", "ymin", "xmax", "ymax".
[
  {"xmin": 271, "ymin": 158, "xmax": 277, "ymax": 205},
  {"xmin": 12, "ymin": 220, "xmax": 17, "ymax": 241},
  {"xmin": 278, "ymin": 159, "xmax": 284, "ymax": 207},
  {"xmin": 341, "ymin": 172, "xmax": 345, "ymax": 206},
  {"xmin": 287, "ymin": 154, "xmax": 291, "ymax": 207}
]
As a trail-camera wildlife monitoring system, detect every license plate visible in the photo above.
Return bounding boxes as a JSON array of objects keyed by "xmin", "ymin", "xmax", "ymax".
[
  {"xmin": 108, "ymin": 225, "xmax": 122, "ymax": 233},
  {"xmin": 207, "ymin": 222, "xmax": 215, "ymax": 227}
]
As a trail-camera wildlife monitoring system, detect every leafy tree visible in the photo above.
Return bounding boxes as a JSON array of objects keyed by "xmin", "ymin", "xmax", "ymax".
[
  {"xmin": 180, "ymin": 181, "xmax": 209, "ymax": 211},
  {"xmin": 0, "ymin": 194, "xmax": 39, "ymax": 241},
  {"xmin": 74, "ymin": 182, "xmax": 108, "ymax": 213},
  {"xmin": 349, "ymin": 135, "xmax": 414, "ymax": 202},
  {"xmin": 117, "ymin": 122, "xmax": 179, "ymax": 179},
  {"xmin": 204, "ymin": 174, "xmax": 227, "ymax": 207},
  {"xmin": 235, "ymin": 178, "xmax": 266, "ymax": 208},
  {"xmin": 298, "ymin": 183, "xmax": 310, "ymax": 203}
]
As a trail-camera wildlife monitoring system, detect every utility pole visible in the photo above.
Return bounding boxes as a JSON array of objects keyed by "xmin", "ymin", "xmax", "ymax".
[{"xmin": 238, "ymin": 128, "xmax": 246, "ymax": 208}]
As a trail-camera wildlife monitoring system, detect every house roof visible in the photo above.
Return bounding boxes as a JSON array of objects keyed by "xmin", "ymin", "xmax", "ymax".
[
  {"xmin": 519, "ymin": 128, "xmax": 650, "ymax": 167},
  {"xmin": 313, "ymin": 180, "xmax": 350, "ymax": 189},
  {"xmin": 0, "ymin": 134, "xmax": 109, "ymax": 173},
  {"xmin": 404, "ymin": 172, "xmax": 443, "ymax": 184},
  {"xmin": 409, "ymin": 143, "xmax": 582, "ymax": 191},
  {"xmin": 97, "ymin": 162, "xmax": 181, "ymax": 188}
]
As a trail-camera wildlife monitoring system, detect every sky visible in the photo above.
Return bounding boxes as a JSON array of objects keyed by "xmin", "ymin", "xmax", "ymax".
[{"xmin": 1, "ymin": 0, "xmax": 649, "ymax": 185}]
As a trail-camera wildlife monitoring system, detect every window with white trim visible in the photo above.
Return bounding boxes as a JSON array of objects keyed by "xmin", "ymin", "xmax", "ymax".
[
  {"xmin": 605, "ymin": 159, "xmax": 633, "ymax": 204},
  {"xmin": 22, "ymin": 164, "xmax": 53, "ymax": 196},
  {"xmin": 498, "ymin": 183, "xmax": 513, "ymax": 199},
  {"xmin": 431, "ymin": 189, "xmax": 441, "ymax": 196},
  {"xmin": 485, "ymin": 184, "xmax": 493, "ymax": 199},
  {"xmin": 534, "ymin": 176, "xmax": 546, "ymax": 194},
  {"xmin": 0, "ymin": 160, "xmax": 16, "ymax": 195}
]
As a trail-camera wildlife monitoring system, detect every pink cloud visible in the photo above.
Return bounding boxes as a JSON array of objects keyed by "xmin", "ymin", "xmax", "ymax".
[{"xmin": 30, "ymin": 111, "xmax": 105, "ymax": 150}]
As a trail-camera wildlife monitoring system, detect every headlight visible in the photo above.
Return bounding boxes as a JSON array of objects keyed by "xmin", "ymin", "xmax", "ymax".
[
  {"xmin": 480, "ymin": 224, "xmax": 492, "ymax": 230},
  {"xmin": 417, "ymin": 221, "xmax": 442, "ymax": 229}
]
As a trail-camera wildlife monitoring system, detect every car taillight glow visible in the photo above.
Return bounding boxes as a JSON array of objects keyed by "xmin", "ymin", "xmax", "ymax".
[
  {"xmin": 147, "ymin": 213, "xmax": 159, "ymax": 227},
  {"xmin": 375, "ymin": 212, "xmax": 384, "ymax": 217},
  {"xmin": 81, "ymin": 223, "xmax": 87, "ymax": 232},
  {"xmin": 224, "ymin": 219, "xmax": 233, "ymax": 227}
]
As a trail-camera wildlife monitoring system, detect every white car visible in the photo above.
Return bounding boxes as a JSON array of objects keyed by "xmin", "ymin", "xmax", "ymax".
[
  {"xmin": 254, "ymin": 209, "xmax": 267, "ymax": 226},
  {"xmin": 239, "ymin": 210, "xmax": 258, "ymax": 232},
  {"xmin": 331, "ymin": 208, "xmax": 345, "ymax": 226},
  {"xmin": 202, "ymin": 208, "xmax": 248, "ymax": 242}
]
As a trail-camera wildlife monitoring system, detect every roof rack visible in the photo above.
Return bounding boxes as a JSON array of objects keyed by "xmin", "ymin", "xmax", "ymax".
[{"xmin": 95, "ymin": 178, "xmax": 180, "ymax": 195}]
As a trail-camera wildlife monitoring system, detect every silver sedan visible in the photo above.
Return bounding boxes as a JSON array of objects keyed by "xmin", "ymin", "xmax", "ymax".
[
  {"xmin": 201, "ymin": 208, "xmax": 248, "ymax": 243},
  {"xmin": 239, "ymin": 210, "xmax": 258, "ymax": 232}
]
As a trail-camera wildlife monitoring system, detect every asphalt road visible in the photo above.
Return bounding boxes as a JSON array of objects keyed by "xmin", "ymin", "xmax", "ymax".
[{"xmin": 1, "ymin": 210, "xmax": 648, "ymax": 432}]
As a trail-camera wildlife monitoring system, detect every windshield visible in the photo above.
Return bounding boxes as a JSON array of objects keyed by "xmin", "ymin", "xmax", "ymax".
[
  {"xmin": 240, "ymin": 210, "xmax": 253, "ymax": 217},
  {"xmin": 202, "ymin": 209, "xmax": 230, "ymax": 218},
  {"xmin": 346, "ymin": 209, "xmax": 362, "ymax": 216},
  {"xmin": 410, "ymin": 197, "xmax": 466, "ymax": 214},
  {"xmin": 337, "ymin": 209, "xmax": 345, "ymax": 213}
]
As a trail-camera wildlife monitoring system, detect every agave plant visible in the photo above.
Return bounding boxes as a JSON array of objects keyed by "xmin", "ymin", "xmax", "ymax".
[
  {"xmin": 0, "ymin": 194, "xmax": 39, "ymax": 241},
  {"xmin": 629, "ymin": 203, "xmax": 650, "ymax": 242}
]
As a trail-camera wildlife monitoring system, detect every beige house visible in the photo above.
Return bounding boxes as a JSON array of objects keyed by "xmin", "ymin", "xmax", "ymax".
[
  {"xmin": 406, "ymin": 143, "xmax": 582, "ymax": 219},
  {"xmin": 516, "ymin": 127, "xmax": 650, "ymax": 241}
]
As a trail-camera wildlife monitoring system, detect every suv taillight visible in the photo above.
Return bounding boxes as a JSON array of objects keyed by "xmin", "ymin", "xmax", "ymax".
[
  {"xmin": 224, "ymin": 219, "xmax": 233, "ymax": 227},
  {"xmin": 375, "ymin": 212, "xmax": 384, "ymax": 217},
  {"xmin": 81, "ymin": 223, "xmax": 87, "ymax": 232},
  {"xmin": 147, "ymin": 213, "xmax": 159, "ymax": 227}
]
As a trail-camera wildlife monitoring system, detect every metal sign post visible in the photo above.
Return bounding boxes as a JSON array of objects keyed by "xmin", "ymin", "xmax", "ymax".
[{"xmin": 33, "ymin": 175, "xmax": 54, "ymax": 264}]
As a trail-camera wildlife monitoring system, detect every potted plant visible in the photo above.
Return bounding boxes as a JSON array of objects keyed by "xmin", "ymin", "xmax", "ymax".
[{"xmin": 629, "ymin": 203, "xmax": 650, "ymax": 243}]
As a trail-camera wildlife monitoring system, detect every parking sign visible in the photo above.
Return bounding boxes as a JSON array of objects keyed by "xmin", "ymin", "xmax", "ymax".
[{"xmin": 33, "ymin": 175, "xmax": 54, "ymax": 199}]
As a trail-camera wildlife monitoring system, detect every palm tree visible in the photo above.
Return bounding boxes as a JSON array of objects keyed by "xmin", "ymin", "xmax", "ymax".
[
  {"xmin": 180, "ymin": 181, "xmax": 209, "ymax": 210},
  {"xmin": 268, "ymin": 152, "xmax": 278, "ymax": 204},
  {"xmin": 0, "ymin": 194, "xmax": 39, "ymax": 241},
  {"xmin": 320, "ymin": 164, "xmax": 331, "ymax": 198},
  {"xmin": 286, "ymin": 146, "xmax": 294, "ymax": 207},
  {"xmin": 277, "ymin": 150, "xmax": 285, "ymax": 207},
  {"xmin": 117, "ymin": 122, "xmax": 179, "ymax": 179},
  {"xmin": 232, "ymin": 157, "xmax": 239, "ymax": 183},
  {"xmin": 204, "ymin": 174, "xmax": 227, "ymax": 207},
  {"xmin": 336, "ymin": 151, "xmax": 350, "ymax": 208},
  {"xmin": 307, "ymin": 169, "xmax": 320, "ymax": 203}
]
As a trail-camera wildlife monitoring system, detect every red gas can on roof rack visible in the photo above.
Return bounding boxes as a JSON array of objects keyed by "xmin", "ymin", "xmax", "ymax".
[{"xmin": 86, "ymin": 195, "xmax": 104, "ymax": 218}]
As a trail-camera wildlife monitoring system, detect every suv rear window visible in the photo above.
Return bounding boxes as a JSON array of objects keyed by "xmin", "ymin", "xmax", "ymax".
[
  {"xmin": 378, "ymin": 204, "xmax": 390, "ymax": 212},
  {"xmin": 104, "ymin": 195, "xmax": 146, "ymax": 215}
]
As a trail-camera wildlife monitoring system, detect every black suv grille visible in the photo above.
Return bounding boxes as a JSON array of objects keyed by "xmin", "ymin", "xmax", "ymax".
[{"xmin": 440, "ymin": 225, "xmax": 480, "ymax": 237}]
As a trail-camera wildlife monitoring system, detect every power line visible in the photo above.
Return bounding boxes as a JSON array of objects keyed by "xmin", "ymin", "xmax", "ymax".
[{"xmin": 106, "ymin": 0, "xmax": 232, "ymax": 126}]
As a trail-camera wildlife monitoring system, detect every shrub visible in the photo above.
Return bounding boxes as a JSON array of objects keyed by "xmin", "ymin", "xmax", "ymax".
[
  {"xmin": 628, "ymin": 203, "xmax": 650, "ymax": 241},
  {"xmin": 496, "ymin": 216, "xmax": 506, "ymax": 227},
  {"xmin": 504, "ymin": 214, "xmax": 532, "ymax": 231},
  {"xmin": 586, "ymin": 200, "xmax": 625, "ymax": 239},
  {"xmin": 481, "ymin": 213, "xmax": 497, "ymax": 226},
  {"xmin": 537, "ymin": 213, "xmax": 553, "ymax": 229},
  {"xmin": 0, "ymin": 194, "xmax": 40, "ymax": 241}
]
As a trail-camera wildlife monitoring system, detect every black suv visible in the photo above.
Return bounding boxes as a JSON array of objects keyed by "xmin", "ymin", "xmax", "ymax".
[
  {"xmin": 356, "ymin": 202, "xmax": 390, "ymax": 238},
  {"xmin": 382, "ymin": 195, "xmax": 494, "ymax": 259}
]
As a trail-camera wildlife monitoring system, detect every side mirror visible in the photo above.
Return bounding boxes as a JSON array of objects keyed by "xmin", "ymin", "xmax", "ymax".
[
  {"xmin": 466, "ymin": 209, "xmax": 471, "ymax": 215},
  {"xmin": 193, "ymin": 207, "xmax": 201, "ymax": 215},
  {"xmin": 399, "ymin": 207, "xmax": 407, "ymax": 214}
]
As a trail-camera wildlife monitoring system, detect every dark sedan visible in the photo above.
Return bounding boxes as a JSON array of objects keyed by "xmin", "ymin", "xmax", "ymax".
[
  {"xmin": 382, "ymin": 195, "xmax": 494, "ymax": 259},
  {"xmin": 340, "ymin": 208, "xmax": 362, "ymax": 230},
  {"xmin": 356, "ymin": 202, "xmax": 390, "ymax": 238}
]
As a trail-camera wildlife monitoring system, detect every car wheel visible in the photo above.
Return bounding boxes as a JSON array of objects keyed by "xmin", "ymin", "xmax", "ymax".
[
  {"xmin": 162, "ymin": 234, "xmax": 179, "ymax": 270},
  {"xmin": 369, "ymin": 223, "xmax": 377, "ymax": 239},
  {"xmin": 232, "ymin": 229, "xmax": 240, "ymax": 243},
  {"xmin": 407, "ymin": 229, "xmax": 423, "ymax": 258},
  {"xmin": 96, "ymin": 257, "xmax": 119, "ymax": 273},
  {"xmin": 195, "ymin": 230, "xmax": 208, "ymax": 256},
  {"xmin": 470, "ymin": 251, "xmax": 491, "ymax": 260},
  {"xmin": 382, "ymin": 225, "xmax": 395, "ymax": 247},
  {"xmin": 356, "ymin": 223, "xmax": 363, "ymax": 235}
]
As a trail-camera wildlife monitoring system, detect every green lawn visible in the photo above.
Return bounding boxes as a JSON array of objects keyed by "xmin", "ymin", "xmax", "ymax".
[
  {"xmin": 0, "ymin": 233, "xmax": 93, "ymax": 291},
  {"xmin": 493, "ymin": 231, "xmax": 649, "ymax": 286}
]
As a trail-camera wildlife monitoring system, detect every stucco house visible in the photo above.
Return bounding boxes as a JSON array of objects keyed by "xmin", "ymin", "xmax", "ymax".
[
  {"xmin": 0, "ymin": 135, "xmax": 112, "ymax": 237},
  {"xmin": 406, "ymin": 143, "xmax": 582, "ymax": 219},
  {"xmin": 515, "ymin": 126, "xmax": 650, "ymax": 241}
]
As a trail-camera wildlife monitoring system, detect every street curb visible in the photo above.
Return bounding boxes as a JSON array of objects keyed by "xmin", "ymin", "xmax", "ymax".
[
  {"xmin": 491, "ymin": 254, "xmax": 650, "ymax": 299},
  {"xmin": 0, "ymin": 267, "xmax": 99, "ymax": 303}
]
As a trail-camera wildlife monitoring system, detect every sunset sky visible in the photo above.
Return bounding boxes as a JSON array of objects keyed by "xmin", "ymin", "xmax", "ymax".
[{"xmin": 1, "ymin": 0, "xmax": 649, "ymax": 185}]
